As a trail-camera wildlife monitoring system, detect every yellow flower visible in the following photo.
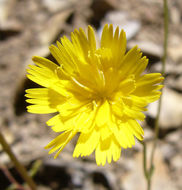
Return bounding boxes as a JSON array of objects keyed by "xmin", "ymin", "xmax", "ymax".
[{"xmin": 25, "ymin": 24, "xmax": 163, "ymax": 166}]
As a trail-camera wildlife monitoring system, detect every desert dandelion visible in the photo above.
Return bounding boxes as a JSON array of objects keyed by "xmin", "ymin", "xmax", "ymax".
[{"xmin": 25, "ymin": 24, "xmax": 163, "ymax": 165}]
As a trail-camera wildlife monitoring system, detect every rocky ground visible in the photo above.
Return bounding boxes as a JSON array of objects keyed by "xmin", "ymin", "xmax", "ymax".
[{"xmin": 0, "ymin": 0, "xmax": 182, "ymax": 189}]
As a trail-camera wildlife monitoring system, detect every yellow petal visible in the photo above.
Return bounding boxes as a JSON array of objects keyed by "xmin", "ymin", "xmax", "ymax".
[
  {"xmin": 73, "ymin": 128, "xmax": 100, "ymax": 157},
  {"xmin": 45, "ymin": 131, "xmax": 76, "ymax": 158},
  {"xmin": 120, "ymin": 46, "xmax": 142, "ymax": 76},
  {"xmin": 27, "ymin": 105, "xmax": 57, "ymax": 114},
  {"xmin": 118, "ymin": 124, "xmax": 135, "ymax": 148},
  {"xmin": 49, "ymin": 45, "xmax": 62, "ymax": 65},
  {"xmin": 32, "ymin": 56, "xmax": 58, "ymax": 71},
  {"xmin": 88, "ymin": 25, "xmax": 96, "ymax": 53},
  {"xmin": 123, "ymin": 106, "xmax": 145, "ymax": 121},
  {"xmin": 46, "ymin": 114, "xmax": 72, "ymax": 132},
  {"xmin": 27, "ymin": 57, "xmax": 59, "ymax": 87},
  {"xmin": 127, "ymin": 120, "xmax": 144, "ymax": 140},
  {"xmin": 96, "ymin": 100, "xmax": 110, "ymax": 126},
  {"xmin": 26, "ymin": 88, "xmax": 65, "ymax": 113},
  {"xmin": 95, "ymin": 136, "xmax": 121, "ymax": 166},
  {"xmin": 101, "ymin": 24, "xmax": 113, "ymax": 49}
]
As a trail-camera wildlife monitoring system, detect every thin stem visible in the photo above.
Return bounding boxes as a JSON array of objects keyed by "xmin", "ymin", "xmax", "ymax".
[
  {"xmin": 143, "ymin": 0, "xmax": 169, "ymax": 190},
  {"xmin": 141, "ymin": 142, "xmax": 148, "ymax": 179},
  {"xmin": 28, "ymin": 160, "xmax": 42, "ymax": 178},
  {"xmin": 141, "ymin": 141, "xmax": 153, "ymax": 190},
  {"xmin": 150, "ymin": 0, "xmax": 168, "ymax": 171},
  {"xmin": 0, "ymin": 132, "xmax": 37, "ymax": 190},
  {"xmin": 0, "ymin": 165, "xmax": 25, "ymax": 190},
  {"xmin": 7, "ymin": 160, "xmax": 42, "ymax": 190}
]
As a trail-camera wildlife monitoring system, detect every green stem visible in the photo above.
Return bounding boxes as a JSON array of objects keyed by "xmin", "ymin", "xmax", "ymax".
[
  {"xmin": 150, "ymin": 0, "xmax": 168, "ymax": 173},
  {"xmin": 0, "ymin": 132, "xmax": 37, "ymax": 190},
  {"xmin": 141, "ymin": 142, "xmax": 148, "ymax": 179},
  {"xmin": 7, "ymin": 160, "xmax": 42, "ymax": 190},
  {"xmin": 28, "ymin": 160, "xmax": 42, "ymax": 178},
  {"xmin": 143, "ymin": 0, "xmax": 169, "ymax": 190}
]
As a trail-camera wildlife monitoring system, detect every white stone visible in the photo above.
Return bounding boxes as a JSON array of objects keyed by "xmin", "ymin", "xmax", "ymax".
[
  {"xmin": 147, "ymin": 87, "xmax": 182, "ymax": 129},
  {"xmin": 97, "ymin": 11, "xmax": 141, "ymax": 40}
]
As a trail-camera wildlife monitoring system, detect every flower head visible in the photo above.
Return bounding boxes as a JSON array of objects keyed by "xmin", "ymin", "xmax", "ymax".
[{"xmin": 26, "ymin": 24, "xmax": 163, "ymax": 165}]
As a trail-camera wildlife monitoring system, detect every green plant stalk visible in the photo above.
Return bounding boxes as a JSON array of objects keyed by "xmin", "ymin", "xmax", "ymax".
[
  {"xmin": 141, "ymin": 142, "xmax": 148, "ymax": 179},
  {"xmin": 150, "ymin": 0, "xmax": 168, "ymax": 173},
  {"xmin": 142, "ymin": 0, "xmax": 169, "ymax": 190},
  {"xmin": 28, "ymin": 160, "xmax": 42, "ymax": 178},
  {"xmin": 0, "ymin": 132, "xmax": 36, "ymax": 190},
  {"xmin": 7, "ymin": 160, "xmax": 42, "ymax": 190}
]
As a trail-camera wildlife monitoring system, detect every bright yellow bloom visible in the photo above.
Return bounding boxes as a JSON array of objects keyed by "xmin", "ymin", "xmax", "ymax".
[{"xmin": 25, "ymin": 24, "xmax": 163, "ymax": 165}]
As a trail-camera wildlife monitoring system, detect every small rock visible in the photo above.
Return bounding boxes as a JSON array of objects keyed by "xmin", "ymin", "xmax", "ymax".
[
  {"xmin": 0, "ymin": 20, "xmax": 23, "ymax": 32},
  {"xmin": 104, "ymin": 10, "xmax": 127, "ymax": 23},
  {"xmin": 0, "ymin": 20, "xmax": 22, "ymax": 41},
  {"xmin": 144, "ymin": 127, "xmax": 154, "ymax": 140},
  {"xmin": 122, "ymin": 144, "xmax": 176, "ymax": 190},
  {"xmin": 166, "ymin": 75, "xmax": 182, "ymax": 92},
  {"xmin": 128, "ymin": 41, "xmax": 162, "ymax": 58},
  {"xmin": 39, "ymin": 9, "xmax": 73, "ymax": 45},
  {"xmin": 160, "ymin": 142, "xmax": 177, "ymax": 161},
  {"xmin": 168, "ymin": 43, "xmax": 182, "ymax": 62},
  {"xmin": 165, "ymin": 129, "xmax": 182, "ymax": 144},
  {"xmin": 165, "ymin": 129, "xmax": 182, "ymax": 158},
  {"xmin": 150, "ymin": 61, "xmax": 182, "ymax": 75},
  {"xmin": 98, "ymin": 11, "xmax": 141, "ymax": 40},
  {"xmin": 150, "ymin": 61, "xmax": 182, "ymax": 92},
  {"xmin": 170, "ymin": 154, "xmax": 182, "ymax": 170},
  {"xmin": 147, "ymin": 87, "xmax": 182, "ymax": 129},
  {"xmin": 42, "ymin": 0, "xmax": 76, "ymax": 13},
  {"xmin": 0, "ymin": 0, "xmax": 10, "ymax": 22},
  {"xmin": 70, "ymin": 168, "xmax": 85, "ymax": 188},
  {"xmin": 170, "ymin": 154, "xmax": 182, "ymax": 189},
  {"xmin": 170, "ymin": 6, "xmax": 181, "ymax": 25}
]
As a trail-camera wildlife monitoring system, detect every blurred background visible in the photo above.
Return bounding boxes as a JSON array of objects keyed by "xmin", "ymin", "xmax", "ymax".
[{"xmin": 0, "ymin": 0, "xmax": 182, "ymax": 189}]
